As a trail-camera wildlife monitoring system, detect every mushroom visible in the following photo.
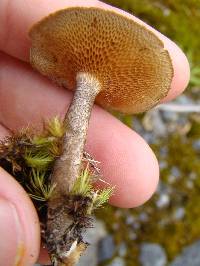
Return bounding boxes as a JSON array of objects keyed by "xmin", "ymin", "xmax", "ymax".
[{"xmin": 29, "ymin": 6, "xmax": 173, "ymax": 266}]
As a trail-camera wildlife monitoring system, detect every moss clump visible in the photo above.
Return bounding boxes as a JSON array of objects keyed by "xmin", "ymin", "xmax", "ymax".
[{"xmin": 0, "ymin": 117, "xmax": 114, "ymax": 254}]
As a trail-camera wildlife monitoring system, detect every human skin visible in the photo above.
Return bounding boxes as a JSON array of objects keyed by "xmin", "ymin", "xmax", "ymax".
[{"xmin": 0, "ymin": 0, "xmax": 190, "ymax": 265}]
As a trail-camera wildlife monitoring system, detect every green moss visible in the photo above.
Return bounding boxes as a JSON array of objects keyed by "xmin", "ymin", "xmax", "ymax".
[
  {"xmin": 97, "ymin": 120, "xmax": 200, "ymax": 264},
  {"xmin": 0, "ymin": 118, "xmax": 113, "ymax": 219}
]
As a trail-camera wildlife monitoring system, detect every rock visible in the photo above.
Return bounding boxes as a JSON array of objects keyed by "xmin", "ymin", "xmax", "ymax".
[
  {"xmin": 125, "ymin": 215, "xmax": 136, "ymax": 225},
  {"xmin": 161, "ymin": 109, "xmax": 179, "ymax": 122},
  {"xmin": 171, "ymin": 166, "xmax": 181, "ymax": 177},
  {"xmin": 159, "ymin": 160, "xmax": 168, "ymax": 170},
  {"xmin": 143, "ymin": 109, "xmax": 167, "ymax": 137},
  {"xmin": 77, "ymin": 220, "xmax": 107, "ymax": 266},
  {"xmin": 156, "ymin": 181, "xmax": 168, "ymax": 193},
  {"xmin": 193, "ymin": 139, "xmax": 200, "ymax": 151},
  {"xmin": 170, "ymin": 240, "xmax": 200, "ymax": 266},
  {"xmin": 118, "ymin": 242, "xmax": 127, "ymax": 257},
  {"xmin": 128, "ymin": 231, "xmax": 137, "ymax": 240},
  {"xmin": 139, "ymin": 212, "xmax": 149, "ymax": 222},
  {"xmin": 172, "ymin": 207, "xmax": 185, "ymax": 220},
  {"xmin": 132, "ymin": 117, "xmax": 144, "ymax": 135},
  {"xmin": 186, "ymin": 179, "xmax": 194, "ymax": 189},
  {"xmin": 139, "ymin": 243, "xmax": 167, "ymax": 266},
  {"xmin": 156, "ymin": 193, "xmax": 170, "ymax": 209},
  {"xmin": 98, "ymin": 235, "xmax": 115, "ymax": 263},
  {"xmin": 108, "ymin": 257, "xmax": 125, "ymax": 266},
  {"xmin": 175, "ymin": 95, "xmax": 194, "ymax": 105}
]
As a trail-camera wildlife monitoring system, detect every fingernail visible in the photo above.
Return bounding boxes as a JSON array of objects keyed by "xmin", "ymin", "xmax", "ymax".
[{"xmin": 0, "ymin": 198, "xmax": 25, "ymax": 266}]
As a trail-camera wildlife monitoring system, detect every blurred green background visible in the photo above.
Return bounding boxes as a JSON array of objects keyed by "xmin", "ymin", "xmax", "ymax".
[
  {"xmin": 95, "ymin": 1, "xmax": 200, "ymax": 266},
  {"xmin": 105, "ymin": 0, "xmax": 200, "ymax": 88}
]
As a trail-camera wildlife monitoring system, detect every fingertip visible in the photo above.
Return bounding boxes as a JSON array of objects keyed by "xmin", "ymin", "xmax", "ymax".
[
  {"xmin": 0, "ymin": 167, "xmax": 40, "ymax": 265},
  {"xmin": 99, "ymin": 1, "xmax": 190, "ymax": 101},
  {"xmin": 37, "ymin": 247, "xmax": 51, "ymax": 265},
  {"xmin": 108, "ymin": 136, "xmax": 159, "ymax": 208},
  {"xmin": 162, "ymin": 38, "xmax": 190, "ymax": 101},
  {"xmin": 87, "ymin": 109, "xmax": 159, "ymax": 208}
]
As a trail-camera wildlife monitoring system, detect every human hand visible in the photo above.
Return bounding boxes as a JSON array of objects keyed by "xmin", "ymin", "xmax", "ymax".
[{"xmin": 0, "ymin": 0, "xmax": 190, "ymax": 265}]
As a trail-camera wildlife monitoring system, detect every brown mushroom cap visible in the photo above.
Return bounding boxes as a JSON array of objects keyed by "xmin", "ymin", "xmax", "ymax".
[{"xmin": 29, "ymin": 7, "xmax": 173, "ymax": 114}]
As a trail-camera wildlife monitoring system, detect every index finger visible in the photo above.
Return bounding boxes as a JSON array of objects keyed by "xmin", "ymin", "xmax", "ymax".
[{"xmin": 0, "ymin": 0, "xmax": 189, "ymax": 101}]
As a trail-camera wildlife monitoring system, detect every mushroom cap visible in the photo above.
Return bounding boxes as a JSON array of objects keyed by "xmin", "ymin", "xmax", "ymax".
[{"xmin": 29, "ymin": 7, "xmax": 173, "ymax": 114}]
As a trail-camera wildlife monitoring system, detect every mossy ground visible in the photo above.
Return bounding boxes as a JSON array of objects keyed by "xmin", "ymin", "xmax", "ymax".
[
  {"xmin": 97, "ymin": 118, "xmax": 200, "ymax": 265},
  {"xmin": 98, "ymin": 1, "xmax": 200, "ymax": 265}
]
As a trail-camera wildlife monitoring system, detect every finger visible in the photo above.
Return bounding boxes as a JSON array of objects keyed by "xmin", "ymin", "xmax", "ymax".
[
  {"xmin": 0, "ymin": 126, "xmax": 50, "ymax": 265},
  {"xmin": 0, "ymin": 52, "xmax": 69, "ymax": 129},
  {"xmin": 0, "ymin": 167, "xmax": 40, "ymax": 265},
  {"xmin": 37, "ymin": 248, "xmax": 51, "ymax": 265},
  {"xmin": 160, "ymin": 37, "xmax": 190, "ymax": 102},
  {"xmin": 0, "ymin": 0, "xmax": 189, "ymax": 101},
  {"xmin": 0, "ymin": 52, "xmax": 159, "ymax": 208},
  {"xmin": 0, "ymin": 123, "xmax": 9, "ymax": 138}
]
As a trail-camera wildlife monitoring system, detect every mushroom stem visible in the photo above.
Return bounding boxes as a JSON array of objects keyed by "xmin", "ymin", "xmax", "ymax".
[
  {"xmin": 46, "ymin": 72, "xmax": 101, "ymax": 265},
  {"xmin": 51, "ymin": 72, "xmax": 101, "ymax": 195}
]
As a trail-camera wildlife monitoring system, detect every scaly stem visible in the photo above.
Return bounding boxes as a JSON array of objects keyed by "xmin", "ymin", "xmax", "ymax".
[
  {"xmin": 46, "ymin": 72, "xmax": 101, "ymax": 265},
  {"xmin": 51, "ymin": 72, "xmax": 101, "ymax": 195}
]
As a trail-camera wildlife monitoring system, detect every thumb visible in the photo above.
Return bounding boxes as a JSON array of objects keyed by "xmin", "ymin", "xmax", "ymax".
[
  {"xmin": 0, "ymin": 198, "xmax": 25, "ymax": 265},
  {"xmin": 0, "ymin": 167, "xmax": 40, "ymax": 266}
]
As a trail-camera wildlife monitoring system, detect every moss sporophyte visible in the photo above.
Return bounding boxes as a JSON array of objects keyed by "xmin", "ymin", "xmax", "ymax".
[{"xmin": 0, "ymin": 5, "xmax": 173, "ymax": 266}]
